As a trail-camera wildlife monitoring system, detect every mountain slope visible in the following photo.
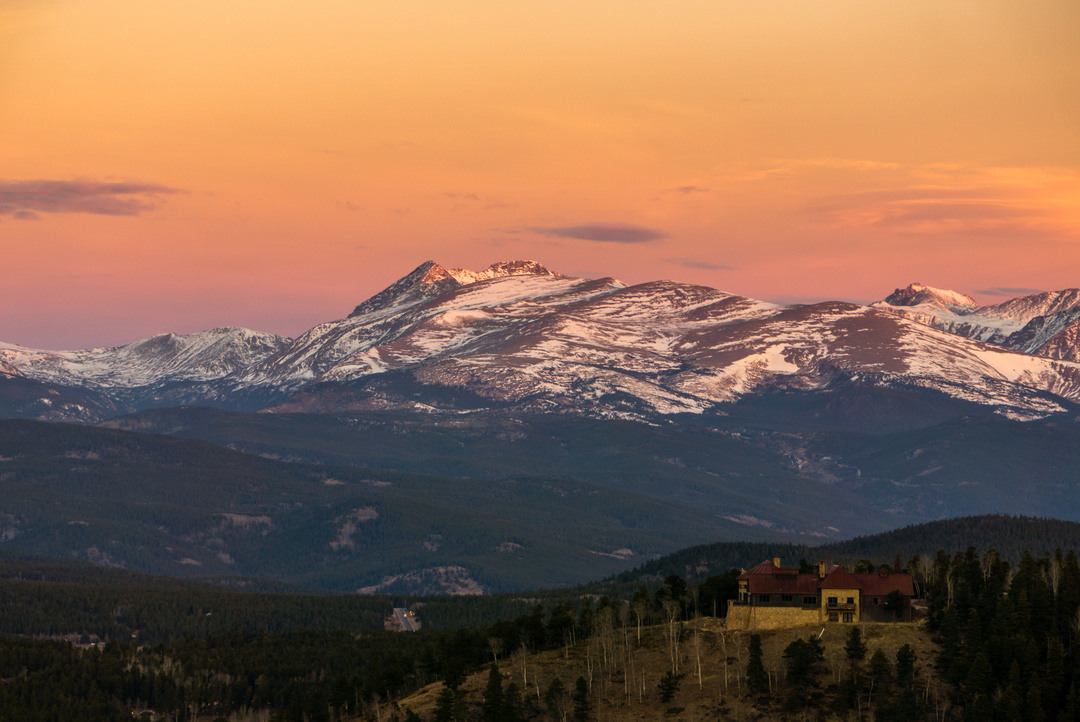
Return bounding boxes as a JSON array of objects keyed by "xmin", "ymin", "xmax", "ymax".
[
  {"xmin": 0, "ymin": 418, "xmax": 799, "ymax": 593},
  {"xmin": 102, "ymin": 401, "xmax": 1080, "ymax": 542},
  {"xmin": 3, "ymin": 263, "xmax": 1080, "ymax": 422},
  {"xmin": 609, "ymin": 514, "xmax": 1080, "ymax": 586},
  {"xmin": 875, "ymin": 283, "xmax": 1080, "ymax": 363}
]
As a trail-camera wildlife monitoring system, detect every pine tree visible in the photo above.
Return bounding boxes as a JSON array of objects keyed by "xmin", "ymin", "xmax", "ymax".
[
  {"xmin": 844, "ymin": 626, "xmax": 866, "ymax": 662},
  {"xmin": 964, "ymin": 651, "xmax": 993, "ymax": 698},
  {"xmin": 782, "ymin": 638, "xmax": 818, "ymax": 688},
  {"xmin": 657, "ymin": 670, "xmax": 684, "ymax": 704},
  {"xmin": 572, "ymin": 676, "xmax": 591, "ymax": 721},
  {"xmin": 503, "ymin": 681, "xmax": 524, "ymax": 722},
  {"xmin": 433, "ymin": 685, "xmax": 457, "ymax": 722},
  {"xmin": 869, "ymin": 648, "xmax": 892, "ymax": 685},
  {"xmin": 481, "ymin": 664, "xmax": 503, "ymax": 722},
  {"xmin": 746, "ymin": 634, "xmax": 769, "ymax": 694},
  {"xmin": 895, "ymin": 643, "xmax": 916, "ymax": 687},
  {"xmin": 545, "ymin": 677, "xmax": 569, "ymax": 722}
]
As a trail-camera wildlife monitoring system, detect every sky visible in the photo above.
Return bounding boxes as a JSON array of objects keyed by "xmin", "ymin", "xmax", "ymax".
[{"xmin": 2, "ymin": 0, "xmax": 1079, "ymax": 349}]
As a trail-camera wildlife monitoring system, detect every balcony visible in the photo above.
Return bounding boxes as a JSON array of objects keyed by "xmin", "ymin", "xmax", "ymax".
[{"xmin": 826, "ymin": 602, "xmax": 857, "ymax": 611}]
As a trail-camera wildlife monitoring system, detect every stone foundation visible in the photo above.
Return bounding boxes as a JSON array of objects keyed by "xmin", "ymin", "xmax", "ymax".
[{"xmin": 725, "ymin": 602, "xmax": 821, "ymax": 631}]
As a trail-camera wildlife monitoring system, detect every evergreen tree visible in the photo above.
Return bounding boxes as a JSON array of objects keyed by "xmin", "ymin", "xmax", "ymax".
[
  {"xmin": 545, "ymin": 677, "xmax": 569, "ymax": 721},
  {"xmin": 965, "ymin": 650, "xmax": 993, "ymax": 698},
  {"xmin": 480, "ymin": 664, "xmax": 503, "ymax": 722},
  {"xmin": 433, "ymin": 685, "xmax": 457, "ymax": 722},
  {"xmin": 657, "ymin": 670, "xmax": 684, "ymax": 704},
  {"xmin": 572, "ymin": 676, "xmax": 591, "ymax": 722},
  {"xmin": 782, "ymin": 637, "xmax": 821, "ymax": 688},
  {"xmin": 1065, "ymin": 681, "xmax": 1080, "ymax": 722},
  {"xmin": 869, "ymin": 648, "xmax": 892, "ymax": 685},
  {"xmin": 1027, "ymin": 682, "xmax": 1046, "ymax": 722},
  {"xmin": 503, "ymin": 682, "xmax": 524, "ymax": 722},
  {"xmin": 895, "ymin": 643, "xmax": 916, "ymax": 687},
  {"xmin": 746, "ymin": 634, "xmax": 769, "ymax": 694},
  {"xmin": 844, "ymin": 626, "xmax": 866, "ymax": 662}
]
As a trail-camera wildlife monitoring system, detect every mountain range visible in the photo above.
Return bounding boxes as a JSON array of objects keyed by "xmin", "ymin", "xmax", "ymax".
[
  {"xmin": 3, "ymin": 261, "xmax": 1080, "ymax": 423},
  {"xmin": 4, "ymin": 262, "xmax": 1080, "ymax": 592}
]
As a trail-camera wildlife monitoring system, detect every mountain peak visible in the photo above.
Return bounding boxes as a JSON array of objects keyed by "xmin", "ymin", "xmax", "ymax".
[
  {"xmin": 445, "ymin": 259, "xmax": 552, "ymax": 284},
  {"xmin": 349, "ymin": 260, "xmax": 556, "ymax": 318},
  {"xmin": 880, "ymin": 282, "xmax": 979, "ymax": 314}
]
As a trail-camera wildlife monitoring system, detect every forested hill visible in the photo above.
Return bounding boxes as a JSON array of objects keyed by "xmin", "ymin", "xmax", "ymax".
[{"xmin": 610, "ymin": 514, "xmax": 1080, "ymax": 585}]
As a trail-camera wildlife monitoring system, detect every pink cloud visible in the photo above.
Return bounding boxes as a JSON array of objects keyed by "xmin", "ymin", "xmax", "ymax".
[{"xmin": 0, "ymin": 179, "xmax": 182, "ymax": 218}]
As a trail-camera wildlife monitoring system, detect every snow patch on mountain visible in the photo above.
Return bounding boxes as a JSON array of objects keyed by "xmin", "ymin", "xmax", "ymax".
[{"xmin": 4, "ymin": 263, "xmax": 1080, "ymax": 422}]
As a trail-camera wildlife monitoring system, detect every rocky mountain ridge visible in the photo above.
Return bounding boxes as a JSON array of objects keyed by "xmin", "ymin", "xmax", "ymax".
[
  {"xmin": 3, "ymin": 263, "xmax": 1080, "ymax": 422},
  {"xmin": 873, "ymin": 282, "xmax": 1080, "ymax": 362}
]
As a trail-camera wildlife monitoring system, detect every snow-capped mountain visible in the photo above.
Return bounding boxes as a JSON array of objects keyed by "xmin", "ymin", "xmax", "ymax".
[
  {"xmin": 874, "ymin": 283, "xmax": 1080, "ymax": 363},
  {"xmin": 0, "ymin": 327, "xmax": 291, "ymax": 410},
  {"xmin": 3, "ymin": 263, "xmax": 1080, "ymax": 422}
]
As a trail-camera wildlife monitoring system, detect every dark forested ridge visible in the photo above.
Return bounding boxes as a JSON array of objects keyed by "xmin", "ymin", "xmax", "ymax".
[
  {"xmin": 2, "ymin": 514, "xmax": 1078, "ymax": 643},
  {"xmin": 609, "ymin": 514, "xmax": 1080, "ymax": 586}
]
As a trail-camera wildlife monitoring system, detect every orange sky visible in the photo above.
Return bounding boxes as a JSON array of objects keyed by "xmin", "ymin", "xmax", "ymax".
[{"xmin": 2, "ymin": 0, "xmax": 1079, "ymax": 348}]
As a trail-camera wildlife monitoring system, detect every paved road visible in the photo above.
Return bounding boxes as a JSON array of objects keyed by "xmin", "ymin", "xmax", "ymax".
[{"xmin": 393, "ymin": 607, "xmax": 419, "ymax": 631}]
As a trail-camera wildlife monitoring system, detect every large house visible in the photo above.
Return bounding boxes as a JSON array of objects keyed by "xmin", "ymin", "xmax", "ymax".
[{"xmin": 725, "ymin": 558, "xmax": 915, "ymax": 631}]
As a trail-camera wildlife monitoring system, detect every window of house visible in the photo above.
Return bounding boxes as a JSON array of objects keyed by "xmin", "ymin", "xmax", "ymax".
[
  {"xmin": 827, "ymin": 596, "xmax": 837, "ymax": 605},
  {"xmin": 781, "ymin": 595, "xmax": 792, "ymax": 602},
  {"xmin": 759, "ymin": 594, "xmax": 770, "ymax": 603},
  {"xmin": 842, "ymin": 612, "xmax": 853, "ymax": 623},
  {"xmin": 873, "ymin": 598, "xmax": 880, "ymax": 605},
  {"xmin": 847, "ymin": 597, "xmax": 855, "ymax": 604},
  {"xmin": 804, "ymin": 596, "xmax": 816, "ymax": 605},
  {"xmin": 828, "ymin": 612, "xmax": 838, "ymax": 622}
]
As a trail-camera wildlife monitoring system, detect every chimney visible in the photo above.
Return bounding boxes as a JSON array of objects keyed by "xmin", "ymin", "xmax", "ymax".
[
  {"xmin": 773, "ymin": 557, "xmax": 781, "ymax": 568},
  {"xmin": 818, "ymin": 561, "xmax": 826, "ymax": 579}
]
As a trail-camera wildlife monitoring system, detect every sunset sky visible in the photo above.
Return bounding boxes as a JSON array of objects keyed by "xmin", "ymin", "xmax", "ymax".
[{"xmin": 3, "ymin": 0, "xmax": 1079, "ymax": 349}]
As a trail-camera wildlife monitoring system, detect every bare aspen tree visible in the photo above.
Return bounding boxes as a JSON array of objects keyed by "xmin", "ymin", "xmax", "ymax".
[
  {"xmin": 662, "ymin": 599, "xmax": 681, "ymax": 673},
  {"xmin": 630, "ymin": 598, "xmax": 647, "ymax": 645},
  {"xmin": 511, "ymin": 643, "xmax": 528, "ymax": 687},
  {"xmin": 586, "ymin": 639, "xmax": 594, "ymax": 689},
  {"xmin": 692, "ymin": 614, "xmax": 703, "ymax": 690},
  {"xmin": 594, "ymin": 606, "xmax": 615, "ymax": 675},
  {"xmin": 718, "ymin": 629, "xmax": 729, "ymax": 693},
  {"xmin": 913, "ymin": 553, "xmax": 933, "ymax": 598},
  {"xmin": 1047, "ymin": 552, "xmax": 1063, "ymax": 597}
]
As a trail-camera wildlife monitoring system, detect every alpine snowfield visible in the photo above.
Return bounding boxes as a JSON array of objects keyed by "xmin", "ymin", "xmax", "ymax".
[{"xmin": 3, "ymin": 262, "xmax": 1080, "ymax": 422}]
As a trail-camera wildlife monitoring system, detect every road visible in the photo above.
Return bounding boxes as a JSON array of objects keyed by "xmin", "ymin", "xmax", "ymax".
[{"xmin": 393, "ymin": 607, "xmax": 419, "ymax": 632}]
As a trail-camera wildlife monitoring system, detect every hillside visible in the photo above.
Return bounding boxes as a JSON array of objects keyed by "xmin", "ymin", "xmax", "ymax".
[
  {"xmin": 106, "ymin": 404, "xmax": 1080, "ymax": 541},
  {"xmin": 0, "ymin": 419, "xmax": 769, "ymax": 593},
  {"xmin": 390, "ymin": 620, "xmax": 940, "ymax": 721},
  {"xmin": 609, "ymin": 514, "xmax": 1080, "ymax": 587}
]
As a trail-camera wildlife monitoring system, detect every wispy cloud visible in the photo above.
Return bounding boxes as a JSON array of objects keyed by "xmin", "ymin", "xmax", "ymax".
[
  {"xmin": 529, "ymin": 223, "xmax": 668, "ymax": 243},
  {"xmin": 672, "ymin": 185, "xmax": 710, "ymax": 195},
  {"xmin": 0, "ymin": 179, "xmax": 182, "ymax": 218},
  {"xmin": 793, "ymin": 164, "xmax": 1080, "ymax": 239},
  {"xmin": 664, "ymin": 257, "xmax": 731, "ymax": 270},
  {"xmin": 974, "ymin": 286, "xmax": 1045, "ymax": 297}
]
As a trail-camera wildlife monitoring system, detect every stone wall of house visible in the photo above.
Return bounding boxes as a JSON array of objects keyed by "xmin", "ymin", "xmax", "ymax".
[{"xmin": 725, "ymin": 602, "xmax": 821, "ymax": 631}]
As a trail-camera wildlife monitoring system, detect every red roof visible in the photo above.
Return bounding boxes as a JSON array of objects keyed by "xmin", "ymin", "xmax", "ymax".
[
  {"xmin": 747, "ymin": 573, "xmax": 821, "ymax": 595},
  {"xmin": 739, "ymin": 561, "xmax": 799, "ymax": 580},
  {"xmin": 820, "ymin": 567, "xmax": 863, "ymax": 590},
  {"xmin": 740, "ymin": 560, "xmax": 914, "ymax": 598},
  {"xmin": 852, "ymin": 571, "xmax": 915, "ymax": 597}
]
